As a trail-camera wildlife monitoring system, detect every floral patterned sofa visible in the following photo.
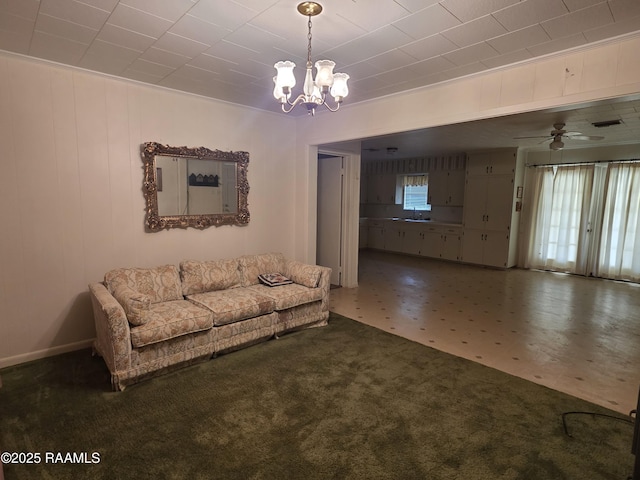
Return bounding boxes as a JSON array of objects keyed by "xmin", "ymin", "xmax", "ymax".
[{"xmin": 88, "ymin": 253, "xmax": 331, "ymax": 391}]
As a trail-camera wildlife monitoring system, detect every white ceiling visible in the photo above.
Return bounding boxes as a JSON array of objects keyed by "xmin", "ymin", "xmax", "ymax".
[{"xmin": 1, "ymin": 0, "xmax": 639, "ymax": 154}]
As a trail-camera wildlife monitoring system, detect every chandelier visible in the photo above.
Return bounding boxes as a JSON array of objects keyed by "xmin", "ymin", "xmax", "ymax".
[{"xmin": 273, "ymin": 2, "xmax": 349, "ymax": 115}]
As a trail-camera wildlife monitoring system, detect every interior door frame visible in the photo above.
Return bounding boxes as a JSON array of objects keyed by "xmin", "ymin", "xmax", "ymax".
[
  {"xmin": 317, "ymin": 154, "xmax": 344, "ymax": 286},
  {"xmin": 318, "ymin": 148, "xmax": 360, "ymax": 288}
]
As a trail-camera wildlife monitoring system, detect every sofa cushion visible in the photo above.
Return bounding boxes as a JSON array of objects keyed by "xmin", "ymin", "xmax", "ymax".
[
  {"xmin": 238, "ymin": 253, "xmax": 286, "ymax": 287},
  {"xmin": 247, "ymin": 283, "xmax": 324, "ymax": 311},
  {"xmin": 285, "ymin": 260, "xmax": 322, "ymax": 288},
  {"xmin": 186, "ymin": 288, "xmax": 276, "ymax": 326},
  {"xmin": 105, "ymin": 265, "xmax": 183, "ymax": 304},
  {"xmin": 111, "ymin": 285, "xmax": 152, "ymax": 326},
  {"xmin": 129, "ymin": 300, "xmax": 213, "ymax": 348},
  {"xmin": 180, "ymin": 258, "xmax": 241, "ymax": 295}
]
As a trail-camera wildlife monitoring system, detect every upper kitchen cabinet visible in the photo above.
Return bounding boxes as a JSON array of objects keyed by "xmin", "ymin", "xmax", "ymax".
[
  {"xmin": 466, "ymin": 151, "xmax": 515, "ymax": 176},
  {"xmin": 428, "ymin": 155, "xmax": 466, "ymax": 207},
  {"xmin": 361, "ymin": 155, "xmax": 467, "ymax": 207},
  {"xmin": 461, "ymin": 149, "xmax": 524, "ymax": 268},
  {"xmin": 367, "ymin": 173, "xmax": 398, "ymax": 204}
]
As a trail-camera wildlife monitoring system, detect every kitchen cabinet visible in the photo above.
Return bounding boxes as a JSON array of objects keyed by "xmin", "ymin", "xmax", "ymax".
[
  {"xmin": 463, "ymin": 175, "xmax": 514, "ymax": 232},
  {"xmin": 462, "ymin": 149, "xmax": 518, "ymax": 268},
  {"xmin": 402, "ymin": 228, "xmax": 424, "ymax": 255},
  {"xmin": 375, "ymin": 222, "xmax": 426, "ymax": 255},
  {"xmin": 362, "ymin": 219, "xmax": 463, "ymax": 262},
  {"xmin": 367, "ymin": 222, "xmax": 385, "ymax": 250},
  {"xmin": 422, "ymin": 225, "xmax": 462, "ymax": 260},
  {"xmin": 438, "ymin": 227, "xmax": 462, "ymax": 261},
  {"xmin": 461, "ymin": 230, "xmax": 510, "ymax": 267},
  {"xmin": 466, "ymin": 152, "xmax": 514, "ymax": 176},
  {"xmin": 367, "ymin": 174, "xmax": 397, "ymax": 204},
  {"xmin": 384, "ymin": 224, "xmax": 404, "ymax": 252},
  {"xmin": 429, "ymin": 167, "xmax": 465, "ymax": 206}
]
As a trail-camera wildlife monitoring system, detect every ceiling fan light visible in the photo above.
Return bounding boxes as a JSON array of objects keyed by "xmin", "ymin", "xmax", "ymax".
[{"xmin": 550, "ymin": 139, "xmax": 564, "ymax": 150}]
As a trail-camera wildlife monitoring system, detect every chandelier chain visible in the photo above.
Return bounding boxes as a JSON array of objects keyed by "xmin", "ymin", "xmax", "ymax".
[{"xmin": 307, "ymin": 16, "xmax": 313, "ymax": 67}]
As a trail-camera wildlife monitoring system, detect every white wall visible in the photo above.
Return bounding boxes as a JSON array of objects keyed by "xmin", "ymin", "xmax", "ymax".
[
  {"xmin": 0, "ymin": 53, "xmax": 296, "ymax": 367},
  {"xmin": 3, "ymin": 33, "xmax": 640, "ymax": 368},
  {"xmin": 294, "ymin": 34, "xmax": 640, "ymax": 263}
]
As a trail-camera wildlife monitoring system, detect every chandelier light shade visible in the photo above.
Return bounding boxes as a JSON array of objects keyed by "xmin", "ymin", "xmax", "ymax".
[{"xmin": 273, "ymin": 2, "xmax": 349, "ymax": 115}]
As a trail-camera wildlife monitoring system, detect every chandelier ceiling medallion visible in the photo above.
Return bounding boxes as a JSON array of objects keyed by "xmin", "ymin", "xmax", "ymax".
[{"xmin": 273, "ymin": 2, "xmax": 349, "ymax": 115}]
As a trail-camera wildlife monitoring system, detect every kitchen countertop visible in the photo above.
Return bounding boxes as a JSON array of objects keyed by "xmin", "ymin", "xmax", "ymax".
[{"xmin": 360, "ymin": 217, "xmax": 463, "ymax": 227}]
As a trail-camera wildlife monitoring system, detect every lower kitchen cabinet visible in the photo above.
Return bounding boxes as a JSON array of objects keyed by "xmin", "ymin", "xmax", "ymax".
[
  {"xmin": 461, "ymin": 229, "xmax": 510, "ymax": 267},
  {"xmin": 384, "ymin": 226, "xmax": 404, "ymax": 253},
  {"xmin": 403, "ymin": 229, "xmax": 424, "ymax": 256},
  {"xmin": 439, "ymin": 231, "xmax": 462, "ymax": 261},
  {"xmin": 367, "ymin": 224, "xmax": 385, "ymax": 250},
  {"xmin": 363, "ymin": 219, "xmax": 462, "ymax": 261}
]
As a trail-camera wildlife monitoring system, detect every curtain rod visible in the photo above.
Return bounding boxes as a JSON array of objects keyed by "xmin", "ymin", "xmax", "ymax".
[{"xmin": 526, "ymin": 159, "xmax": 640, "ymax": 168}]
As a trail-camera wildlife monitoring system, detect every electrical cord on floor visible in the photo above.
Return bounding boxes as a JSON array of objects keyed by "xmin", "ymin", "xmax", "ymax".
[
  {"xmin": 561, "ymin": 408, "xmax": 637, "ymax": 480},
  {"xmin": 561, "ymin": 410, "xmax": 634, "ymax": 438}
]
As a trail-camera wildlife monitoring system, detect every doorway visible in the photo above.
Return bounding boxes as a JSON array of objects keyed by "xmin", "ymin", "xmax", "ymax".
[{"xmin": 316, "ymin": 154, "xmax": 344, "ymax": 286}]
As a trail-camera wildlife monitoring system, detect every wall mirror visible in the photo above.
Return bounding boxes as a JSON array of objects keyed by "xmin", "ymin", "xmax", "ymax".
[{"xmin": 142, "ymin": 142, "xmax": 250, "ymax": 231}]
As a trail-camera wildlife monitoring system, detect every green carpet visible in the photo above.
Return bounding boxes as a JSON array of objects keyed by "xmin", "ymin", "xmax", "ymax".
[{"xmin": 0, "ymin": 313, "xmax": 634, "ymax": 479}]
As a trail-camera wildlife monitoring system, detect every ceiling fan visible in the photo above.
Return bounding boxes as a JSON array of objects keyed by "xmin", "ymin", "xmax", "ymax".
[{"xmin": 515, "ymin": 123, "xmax": 604, "ymax": 150}]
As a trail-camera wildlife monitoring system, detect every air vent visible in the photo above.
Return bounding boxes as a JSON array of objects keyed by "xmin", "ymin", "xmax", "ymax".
[{"xmin": 592, "ymin": 119, "xmax": 622, "ymax": 128}]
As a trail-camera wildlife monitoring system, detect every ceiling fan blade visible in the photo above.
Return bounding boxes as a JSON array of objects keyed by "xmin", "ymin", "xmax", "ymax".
[
  {"xmin": 513, "ymin": 135, "xmax": 552, "ymax": 140},
  {"xmin": 566, "ymin": 134, "xmax": 605, "ymax": 141}
]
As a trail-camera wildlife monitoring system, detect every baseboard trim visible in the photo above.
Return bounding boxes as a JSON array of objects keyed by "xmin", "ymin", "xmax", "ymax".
[{"xmin": 0, "ymin": 339, "xmax": 94, "ymax": 369}]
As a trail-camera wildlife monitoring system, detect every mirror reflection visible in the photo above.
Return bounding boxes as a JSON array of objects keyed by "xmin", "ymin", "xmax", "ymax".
[
  {"xmin": 142, "ymin": 142, "xmax": 250, "ymax": 231},
  {"xmin": 155, "ymin": 156, "xmax": 238, "ymax": 216}
]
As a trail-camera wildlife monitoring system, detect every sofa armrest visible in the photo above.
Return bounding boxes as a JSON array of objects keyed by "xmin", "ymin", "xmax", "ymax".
[
  {"xmin": 88, "ymin": 282, "xmax": 132, "ymax": 375},
  {"xmin": 283, "ymin": 260, "xmax": 332, "ymax": 312}
]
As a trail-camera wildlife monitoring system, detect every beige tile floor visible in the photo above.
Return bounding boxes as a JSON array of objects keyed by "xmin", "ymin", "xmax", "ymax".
[{"xmin": 329, "ymin": 249, "xmax": 640, "ymax": 415}]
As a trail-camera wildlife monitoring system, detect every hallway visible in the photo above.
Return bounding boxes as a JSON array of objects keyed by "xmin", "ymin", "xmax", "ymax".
[{"xmin": 329, "ymin": 250, "xmax": 640, "ymax": 414}]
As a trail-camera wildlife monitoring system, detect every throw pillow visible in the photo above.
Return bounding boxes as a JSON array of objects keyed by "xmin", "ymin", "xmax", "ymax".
[
  {"xmin": 112, "ymin": 285, "xmax": 152, "ymax": 326},
  {"xmin": 286, "ymin": 261, "xmax": 322, "ymax": 288}
]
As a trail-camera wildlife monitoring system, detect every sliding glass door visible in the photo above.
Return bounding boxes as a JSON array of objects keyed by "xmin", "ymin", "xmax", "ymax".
[{"xmin": 524, "ymin": 161, "xmax": 640, "ymax": 283}]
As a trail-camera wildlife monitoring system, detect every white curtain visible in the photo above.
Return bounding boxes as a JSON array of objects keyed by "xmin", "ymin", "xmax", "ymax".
[
  {"xmin": 526, "ymin": 164, "xmax": 594, "ymax": 273},
  {"xmin": 525, "ymin": 161, "xmax": 640, "ymax": 282},
  {"xmin": 596, "ymin": 162, "xmax": 640, "ymax": 282}
]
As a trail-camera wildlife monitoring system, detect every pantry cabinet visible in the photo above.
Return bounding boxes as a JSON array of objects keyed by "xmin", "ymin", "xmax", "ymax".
[{"xmin": 461, "ymin": 149, "xmax": 520, "ymax": 268}]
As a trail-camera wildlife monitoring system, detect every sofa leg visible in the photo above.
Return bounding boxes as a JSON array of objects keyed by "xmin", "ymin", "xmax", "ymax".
[{"xmin": 111, "ymin": 376, "xmax": 125, "ymax": 392}]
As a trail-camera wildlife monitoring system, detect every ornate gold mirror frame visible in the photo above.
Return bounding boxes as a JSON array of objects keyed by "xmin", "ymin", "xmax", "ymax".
[{"xmin": 142, "ymin": 142, "xmax": 250, "ymax": 231}]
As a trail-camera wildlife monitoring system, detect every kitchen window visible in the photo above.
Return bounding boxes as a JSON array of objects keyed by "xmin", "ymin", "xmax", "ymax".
[{"xmin": 402, "ymin": 174, "xmax": 431, "ymax": 211}]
